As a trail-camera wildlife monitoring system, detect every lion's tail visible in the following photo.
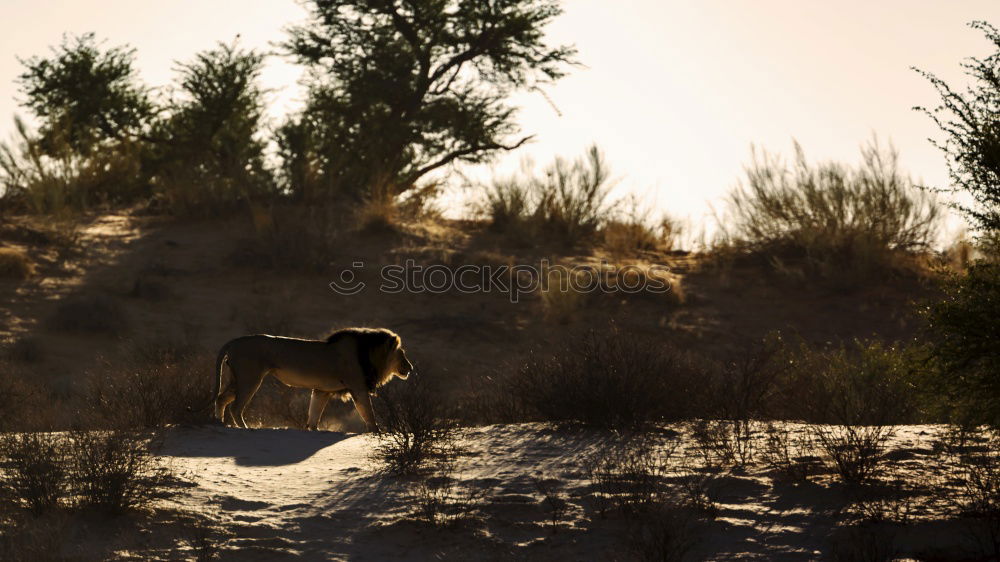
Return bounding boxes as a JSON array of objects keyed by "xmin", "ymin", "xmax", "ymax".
[{"xmin": 189, "ymin": 343, "xmax": 230, "ymax": 413}]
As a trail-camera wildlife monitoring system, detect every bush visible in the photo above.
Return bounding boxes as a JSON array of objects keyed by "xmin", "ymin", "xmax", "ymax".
[
  {"xmin": 924, "ymin": 262, "xmax": 1000, "ymax": 426},
  {"xmin": 372, "ymin": 371, "xmax": 457, "ymax": 475},
  {"xmin": 68, "ymin": 430, "xmax": 169, "ymax": 514},
  {"xmin": 759, "ymin": 424, "xmax": 820, "ymax": 483},
  {"xmin": 47, "ymin": 294, "xmax": 128, "ymax": 334},
  {"xmin": 151, "ymin": 41, "xmax": 276, "ymax": 216},
  {"xmin": 602, "ymin": 197, "xmax": 682, "ymax": 257},
  {"xmin": 776, "ymin": 338, "xmax": 923, "ymax": 485},
  {"xmin": 942, "ymin": 431, "xmax": 1000, "ymax": 559},
  {"xmin": 480, "ymin": 145, "xmax": 617, "ymax": 246},
  {"xmin": 87, "ymin": 338, "xmax": 211, "ymax": 429},
  {"xmin": 716, "ymin": 140, "xmax": 940, "ymax": 281},
  {"xmin": 482, "ymin": 327, "xmax": 704, "ymax": 432},
  {"xmin": 586, "ymin": 436, "xmax": 678, "ymax": 518},
  {"xmin": 777, "ymin": 338, "xmax": 922, "ymax": 426},
  {"xmin": 0, "ymin": 430, "xmax": 170, "ymax": 517},
  {"xmin": 691, "ymin": 338, "xmax": 785, "ymax": 467},
  {"xmin": 0, "ymin": 432, "xmax": 70, "ymax": 514},
  {"xmin": 406, "ymin": 466, "xmax": 494, "ymax": 528}
]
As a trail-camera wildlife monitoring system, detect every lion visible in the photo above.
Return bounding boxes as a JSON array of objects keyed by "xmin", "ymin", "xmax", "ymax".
[{"xmin": 194, "ymin": 327, "xmax": 413, "ymax": 431}]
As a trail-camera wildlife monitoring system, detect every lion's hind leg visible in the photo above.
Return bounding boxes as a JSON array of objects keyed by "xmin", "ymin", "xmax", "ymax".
[
  {"xmin": 215, "ymin": 384, "xmax": 236, "ymax": 425},
  {"xmin": 230, "ymin": 361, "xmax": 268, "ymax": 429}
]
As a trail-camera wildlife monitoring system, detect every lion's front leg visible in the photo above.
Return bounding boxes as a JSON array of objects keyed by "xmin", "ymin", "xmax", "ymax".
[
  {"xmin": 349, "ymin": 390, "xmax": 379, "ymax": 433},
  {"xmin": 307, "ymin": 390, "xmax": 333, "ymax": 431}
]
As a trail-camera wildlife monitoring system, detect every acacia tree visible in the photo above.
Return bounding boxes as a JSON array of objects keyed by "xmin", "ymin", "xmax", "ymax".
[
  {"xmin": 1, "ymin": 33, "xmax": 154, "ymax": 210},
  {"xmin": 281, "ymin": 0, "xmax": 577, "ymax": 199},
  {"xmin": 17, "ymin": 33, "xmax": 153, "ymax": 157},
  {"xmin": 915, "ymin": 21, "xmax": 1000, "ymax": 238},
  {"xmin": 918, "ymin": 21, "xmax": 1000, "ymax": 426},
  {"xmin": 152, "ymin": 42, "xmax": 275, "ymax": 213}
]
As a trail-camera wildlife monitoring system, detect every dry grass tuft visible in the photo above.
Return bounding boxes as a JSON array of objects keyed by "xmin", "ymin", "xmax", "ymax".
[
  {"xmin": 478, "ymin": 326, "xmax": 705, "ymax": 432},
  {"xmin": 479, "ymin": 145, "xmax": 617, "ymax": 246},
  {"xmin": 0, "ymin": 248, "xmax": 35, "ymax": 279},
  {"xmin": 715, "ymin": 140, "xmax": 940, "ymax": 283},
  {"xmin": 538, "ymin": 266, "xmax": 588, "ymax": 324}
]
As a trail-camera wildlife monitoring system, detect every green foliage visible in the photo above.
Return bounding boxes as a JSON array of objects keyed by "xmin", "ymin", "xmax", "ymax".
[
  {"xmin": 777, "ymin": 338, "xmax": 924, "ymax": 426},
  {"xmin": 281, "ymin": 0, "xmax": 577, "ymax": 199},
  {"xmin": 924, "ymin": 262, "xmax": 1000, "ymax": 426},
  {"xmin": 2, "ymin": 33, "xmax": 152, "ymax": 213},
  {"xmin": 717, "ymin": 140, "xmax": 939, "ymax": 280},
  {"xmin": 3, "ymin": 35, "xmax": 277, "ymax": 216},
  {"xmin": 16, "ymin": 33, "xmax": 153, "ymax": 157},
  {"xmin": 481, "ymin": 144, "xmax": 617, "ymax": 244},
  {"xmin": 916, "ymin": 21, "xmax": 1000, "ymax": 238},
  {"xmin": 489, "ymin": 327, "xmax": 704, "ymax": 431},
  {"xmin": 275, "ymin": 115, "xmax": 323, "ymax": 200},
  {"xmin": 151, "ymin": 41, "xmax": 275, "ymax": 215}
]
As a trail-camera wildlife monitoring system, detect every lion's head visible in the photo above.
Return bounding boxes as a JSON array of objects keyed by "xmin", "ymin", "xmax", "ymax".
[{"xmin": 379, "ymin": 331, "xmax": 414, "ymax": 381}]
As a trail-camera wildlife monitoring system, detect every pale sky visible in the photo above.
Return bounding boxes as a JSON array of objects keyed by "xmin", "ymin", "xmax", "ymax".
[{"xmin": 2, "ymin": 1, "xmax": 999, "ymax": 235}]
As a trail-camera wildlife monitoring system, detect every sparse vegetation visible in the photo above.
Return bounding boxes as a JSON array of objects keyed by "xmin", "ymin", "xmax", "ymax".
[
  {"xmin": 0, "ymin": 430, "xmax": 171, "ymax": 516},
  {"xmin": 406, "ymin": 469, "xmax": 494, "ymax": 528},
  {"xmin": 484, "ymin": 327, "xmax": 704, "ymax": 431},
  {"xmin": 481, "ymin": 145, "xmax": 618, "ymax": 245},
  {"xmin": 0, "ymin": 248, "xmax": 34, "ymax": 279},
  {"xmin": 47, "ymin": 294, "xmax": 128, "ymax": 334},
  {"xmin": 716, "ymin": 140, "xmax": 940, "ymax": 282},
  {"xmin": 691, "ymin": 338, "xmax": 784, "ymax": 467},
  {"xmin": 533, "ymin": 474, "xmax": 571, "ymax": 531},
  {"xmin": 924, "ymin": 262, "xmax": 1000, "ymax": 427},
  {"xmin": 759, "ymin": 424, "xmax": 819, "ymax": 483},
  {"xmin": 0, "ymin": 432, "xmax": 70, "ymax": 514},
  {"xmin": 372, "ymin": 371, "xmax": 458, "ymax": 475},
  {"xmin": 586, "ymin": 435, "xmax": 715, "ymax": 561},
  {"xmin": 948, "ymin": 431, "xmax": 1000, "ymax": 558},
  {"xmin": 86, "ymin": 345, "xmax": 210, "ymax": 429},
  {"xmin": 602, "ymin": 196, "xmax": 681, "ymax": 257},
  {"xmin": 778, "ymin": 339, "xmax": 922, "ymax": 484}
]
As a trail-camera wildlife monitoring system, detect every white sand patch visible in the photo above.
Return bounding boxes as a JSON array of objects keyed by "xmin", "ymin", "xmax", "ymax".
[{"xmin": 154, "ymin": 423, "xmax": 976, "ymax": 561}]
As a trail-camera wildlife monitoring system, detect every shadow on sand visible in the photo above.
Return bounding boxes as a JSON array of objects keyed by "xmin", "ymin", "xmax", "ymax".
[{"xmin": 160, "ymin": 426, "xmax": 353, "ymax": 467}]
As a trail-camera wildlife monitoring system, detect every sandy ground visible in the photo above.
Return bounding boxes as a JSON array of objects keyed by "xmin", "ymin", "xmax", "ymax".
[{"xmin": 140, "ymin": 423, "xmax": 976, "ymax": 561}]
